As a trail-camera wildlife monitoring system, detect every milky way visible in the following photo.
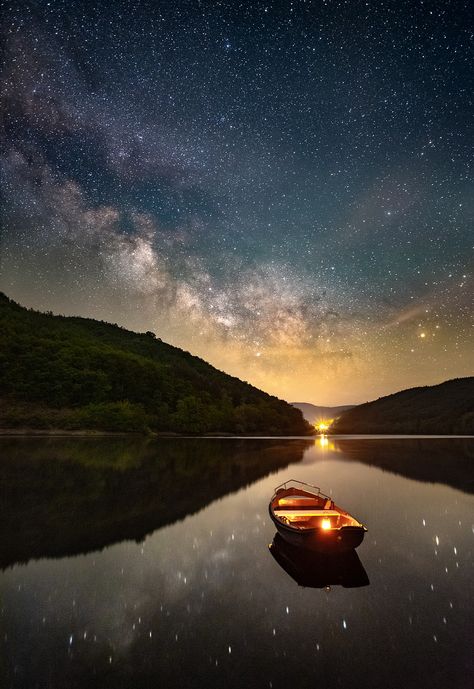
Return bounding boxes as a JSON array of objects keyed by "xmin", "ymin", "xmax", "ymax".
[{"xmin": 1, "ymin": 0, "xmax": 472, "ymax": 403}]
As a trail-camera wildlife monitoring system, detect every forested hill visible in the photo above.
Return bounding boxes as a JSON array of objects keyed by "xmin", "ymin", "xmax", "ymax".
[
  {"xmin": 0, "ymin": 293, "xmax": 312, "ymax": 435},
  {"xmin": 331, "ymin": 378, "xmax": 474, "ymax": 435}
]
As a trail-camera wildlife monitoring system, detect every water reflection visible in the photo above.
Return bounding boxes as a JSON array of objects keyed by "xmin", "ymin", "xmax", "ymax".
[
  {"xmin": 0, "ymin": 437, "xmax": 312, "ymax": 569},
  {"xmin": 1, "ymin": 436, "xmax": 473, "ymax": 570},
  {"xmin": 269, "ymin": 533, "xmax": 370, "ymax": 588},
  {"xmin": 333, "ymin": 437, "xmax": 474, "ymax": 493},
  {"xmin": 0, "ymin": 437, "xmax": 473, "ymax": 689}
]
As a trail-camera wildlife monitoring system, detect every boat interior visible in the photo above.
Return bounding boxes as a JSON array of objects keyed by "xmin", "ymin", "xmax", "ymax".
[{"xmin": 271, "ymin": 484, "xmax": 362, "ymax": 530}]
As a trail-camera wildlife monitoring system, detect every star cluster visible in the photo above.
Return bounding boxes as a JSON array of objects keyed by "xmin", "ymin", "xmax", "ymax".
[{"xmin": 1, "ymin": 0, "xmax": 472, "ymax": 403}]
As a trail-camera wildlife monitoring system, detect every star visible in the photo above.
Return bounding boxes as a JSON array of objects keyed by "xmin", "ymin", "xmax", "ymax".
[{"xmin": 0, "ymin": 0, "xmax": 471, "ymax": 404}]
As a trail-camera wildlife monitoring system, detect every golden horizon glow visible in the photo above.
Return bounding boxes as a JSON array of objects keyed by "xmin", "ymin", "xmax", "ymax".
[{"xmin": 5, "ymin": 281, "xmax": 471, "ymax": 406}]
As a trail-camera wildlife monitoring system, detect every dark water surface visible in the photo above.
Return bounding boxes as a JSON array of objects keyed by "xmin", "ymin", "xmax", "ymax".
[{"xmin": 1, "ymin": 437, "xmax": 473, "ymax": 688}]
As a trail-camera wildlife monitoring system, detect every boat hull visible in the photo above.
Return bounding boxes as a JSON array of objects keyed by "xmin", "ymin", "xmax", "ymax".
[{"xmin": 269, "ymin": 506, "xmax": 366, "ymax": 552}]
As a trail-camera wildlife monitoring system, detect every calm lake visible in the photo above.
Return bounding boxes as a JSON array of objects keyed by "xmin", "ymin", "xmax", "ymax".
[{"xmin": 1, "ymin": 436, "xmax": 473, "ymax": 689}]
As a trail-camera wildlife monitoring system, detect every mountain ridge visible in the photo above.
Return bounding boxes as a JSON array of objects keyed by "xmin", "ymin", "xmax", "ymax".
[
  {"xmin": 332, "ymin": 377, "xmax": 474, "ymax": 435},
  {"xmin": 0, "ymin": 293, "xmax": 312, "ymax": 435},
  {"xmin": 291, "ymin": 402, "xmax": 356, "ymax": 424}
]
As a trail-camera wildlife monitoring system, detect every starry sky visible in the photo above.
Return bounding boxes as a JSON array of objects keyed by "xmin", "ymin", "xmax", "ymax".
[{"xmin": 1, "ymin": 0, "xmax": 472, "ymax": 405}]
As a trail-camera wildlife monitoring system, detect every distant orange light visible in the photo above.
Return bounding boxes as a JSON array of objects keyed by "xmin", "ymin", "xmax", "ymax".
[
  {"xmin": 321, "ymin": 519, "xmax": 331, "ymax": 530},
  {"xmin": 315, "ymin": 420, "xmax": 333, "ymax": 435}
]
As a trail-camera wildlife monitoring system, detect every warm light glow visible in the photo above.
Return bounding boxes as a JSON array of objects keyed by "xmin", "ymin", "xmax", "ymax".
[
  {"xmin": 321, "ymin": 519, "xmax": 331, "ymax": 530},
  {"xmin": 315, "ymin": 419, "xmax": 333, "ymax": 434},
  {"xmin": 319, "ymin": 435, "xmax": 329, "ymax": 447}
]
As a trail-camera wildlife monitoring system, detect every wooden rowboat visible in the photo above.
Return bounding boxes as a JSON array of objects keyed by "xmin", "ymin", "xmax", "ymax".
[{"xmin": 269, "ymin": 480, "xmax": 367, "ymax": 552}]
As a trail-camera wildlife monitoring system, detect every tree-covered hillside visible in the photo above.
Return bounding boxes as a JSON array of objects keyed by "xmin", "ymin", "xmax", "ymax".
[
  {"xmin": 331, "ymin": 378, "xmax": 474, "ymax": 435},
  {"xmin": 0, "ymin": 293, "xmax": 312, "ymax": 435}
]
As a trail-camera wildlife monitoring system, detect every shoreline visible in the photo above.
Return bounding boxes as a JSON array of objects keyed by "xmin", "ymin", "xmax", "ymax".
[
  {"xmin": 0, "ymin": 429, "xmax": 473, "ymax": 439},
  {"xmin": 0, "ymin": 428, "xmax": 315, "ymax": 438}
]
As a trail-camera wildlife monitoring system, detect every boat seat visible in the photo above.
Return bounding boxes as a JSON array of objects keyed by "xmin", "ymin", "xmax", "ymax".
[
  {"xmin": 274, "ymin": 509, "xmax": 340, "ymax": 518},
  {"xmin": 277, "ymin": 497, "xmax": 333, "ymax": 510}
]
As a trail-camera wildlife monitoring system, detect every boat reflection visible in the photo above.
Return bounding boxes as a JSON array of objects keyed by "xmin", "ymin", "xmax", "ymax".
[{"xmin": 269, "ymin": 533, "xmax": 370, "ymax": 588}]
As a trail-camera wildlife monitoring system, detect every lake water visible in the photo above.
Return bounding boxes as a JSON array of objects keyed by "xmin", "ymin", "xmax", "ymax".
[{"xmin": 0, "ymin": 436, "xmax": 473, "ymax": 688}]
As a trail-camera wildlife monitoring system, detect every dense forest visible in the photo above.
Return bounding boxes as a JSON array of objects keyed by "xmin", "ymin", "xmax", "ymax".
[
  {"xmin": 332, "ymin": 378, "xmax": 474, "ymax": 435},
  {"xmin": 0, "ymin": 293, "xmax": 312, "ymax": 435}
]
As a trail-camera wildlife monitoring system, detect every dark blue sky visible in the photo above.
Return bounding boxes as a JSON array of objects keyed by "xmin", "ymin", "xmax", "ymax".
[{"xmin": 1, "ymin": 0, "xmax": 472, "ymax": 403}]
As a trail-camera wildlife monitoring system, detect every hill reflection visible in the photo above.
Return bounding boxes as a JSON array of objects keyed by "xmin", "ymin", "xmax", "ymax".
[
  {"xmin": 0, "ymin": 437, "xmax": 311, "ymax": 569},
  {"xmin": 333, "ymin": 437, "xmax": 474, "ymax": 494}
]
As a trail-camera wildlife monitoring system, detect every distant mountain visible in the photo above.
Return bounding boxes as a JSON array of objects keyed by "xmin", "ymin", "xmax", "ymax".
[
  {"xmin": 291, "ymin": 402, "xmax": 355, "ymax": 425},
  {"xmin": 0, "ymin": 293, "xmax": 312, "ymax": 436},
  {"xmin": 331, "ymin": 378, "xmax": 474, "ymax": 435}
]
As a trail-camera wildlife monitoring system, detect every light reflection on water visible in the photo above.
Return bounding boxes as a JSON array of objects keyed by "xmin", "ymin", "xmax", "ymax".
[{"xmin": 0, "ymin": 437, "xmax": 472, "ymax": 689}]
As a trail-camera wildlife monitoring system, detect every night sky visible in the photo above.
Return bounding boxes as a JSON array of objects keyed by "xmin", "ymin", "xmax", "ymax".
[{"xmin": 1, "ymin": 0, "xmax": 472, "ymax": 404}]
